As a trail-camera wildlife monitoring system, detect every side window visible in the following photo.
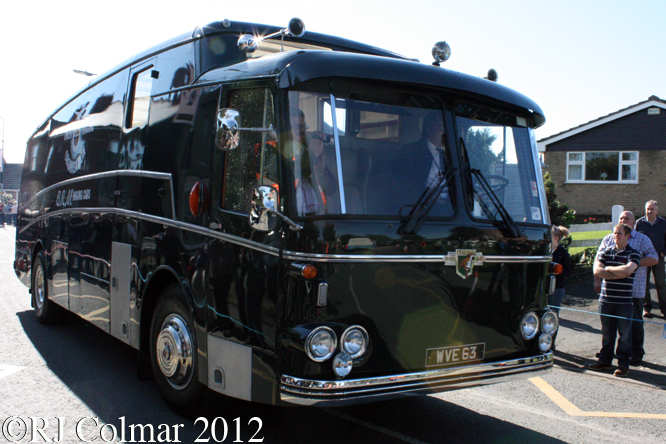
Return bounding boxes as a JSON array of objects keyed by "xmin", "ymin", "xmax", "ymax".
[
  {"xmin": 122, "ymin": 65, "xmax": 154, "ymax": 171},
  {"xmin": 45, "ymin": 69, "xmax": 127, "ymax": 177},
  {"xmin": 153, "ymin": 44, "xmax": 195, "ymax": 96},
  {"xmin": 127, "ymin": 68, "xmax": 154, "ymax": 129},
  {"xmin": 221, "ymin": 88, "xmax": 276, "ymax": 213}
]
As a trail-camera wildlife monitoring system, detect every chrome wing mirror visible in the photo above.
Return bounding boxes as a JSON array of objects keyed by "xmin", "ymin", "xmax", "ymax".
[
  {"xmin": 216, "ymin": 109, "xmax": 241, "ymax": 150},
  {"xmin": 216, "ymin": 108, "xmax": 276, "ymax": 151},
  {"xmin": 250, "ymin": 185, "xmax": 278, "ymax": 232},
  {"xmin": 249, "ymin": 185, "xmax": 302, "ymax": 232}
]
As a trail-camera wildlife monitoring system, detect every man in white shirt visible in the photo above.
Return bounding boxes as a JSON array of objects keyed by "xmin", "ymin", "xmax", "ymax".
[{"xmin": 391, "ymin": 111, "xmax": 452, "ymax": 217}]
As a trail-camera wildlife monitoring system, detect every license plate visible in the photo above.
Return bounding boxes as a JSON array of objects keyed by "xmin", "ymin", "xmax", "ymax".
[{"xmin": 426, "ymin": 343, "xmax": 485, "ymax": 367}]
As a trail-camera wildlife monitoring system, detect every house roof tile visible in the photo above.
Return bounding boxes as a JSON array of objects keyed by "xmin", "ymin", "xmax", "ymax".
[{"xmin": 538, "ymin": 95, "xmax": 666, "ymax": 148}]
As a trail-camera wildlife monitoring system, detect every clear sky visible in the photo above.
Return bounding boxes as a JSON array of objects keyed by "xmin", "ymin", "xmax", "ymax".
[{"xmin": 1, "ymin": 0, "xmax": 664, "ymax": 164}]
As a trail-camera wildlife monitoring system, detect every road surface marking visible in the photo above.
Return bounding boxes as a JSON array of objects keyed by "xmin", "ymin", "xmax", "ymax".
[
  {"xmin": 0, "ymin": 364, "xmax": 25, "ymax": 381},
  {"xmin": 530, "ymin": 377, "xmax": 666, "ymax": 419}
]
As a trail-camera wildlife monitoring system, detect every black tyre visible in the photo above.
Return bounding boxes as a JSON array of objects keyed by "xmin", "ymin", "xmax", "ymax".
[
  {"xmin": 150, "ymin": 285, "xmax": 211, "ymax": 418},
  {"xmin": 32, "ymin": 251, "xmax": 61, "ymax": 324}
]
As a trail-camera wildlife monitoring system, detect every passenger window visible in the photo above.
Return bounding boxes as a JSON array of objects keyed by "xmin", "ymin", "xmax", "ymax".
[
  {"xmin": 128, "ymin": 68, "xmax": 154, "ymax": 128},
  {"xmin": 221, "ymin": 88, "xmax": 277, "ymax": 213}
]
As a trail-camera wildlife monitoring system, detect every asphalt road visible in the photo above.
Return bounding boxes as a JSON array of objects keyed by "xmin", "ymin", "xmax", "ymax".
[{"xmin": 0, "ymin": 224, "xmax": 664, "ymax": 444}]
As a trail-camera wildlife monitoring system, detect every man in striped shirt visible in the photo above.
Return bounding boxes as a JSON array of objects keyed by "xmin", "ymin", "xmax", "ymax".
[
  {"xmin": 590, "ymin": 224, "xmax": 640, "ymax": 377},
  {"xmin": 594, "ymin": 211, "xmax": 657, "ymax": 365}
]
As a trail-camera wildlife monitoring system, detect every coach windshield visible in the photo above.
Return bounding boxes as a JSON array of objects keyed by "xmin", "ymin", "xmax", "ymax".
[
  {"xmin": 455, "ymin": 102, "xmax": 547, "ymax": 225},
  {"xmin": 285, "ymin": 85, "xmax": 455, "ymax": 219}
]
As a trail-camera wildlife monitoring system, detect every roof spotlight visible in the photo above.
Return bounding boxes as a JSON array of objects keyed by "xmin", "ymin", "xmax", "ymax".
[
  {"xmin": 288, "ymin": 18, "xmax": 306, "ymax": 37},
  {"xmin": 485, "ymin": 69, "xmax": 498, "ymax": 82},
  {"xmin": 431, "ymin": 41, "xmax": 451, "ymax": 66}
]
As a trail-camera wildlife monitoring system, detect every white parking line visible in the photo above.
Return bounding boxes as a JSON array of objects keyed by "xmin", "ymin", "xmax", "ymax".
[{"xmin": 0, "ymin": 364, "xmax": 25, "ymax": 381}]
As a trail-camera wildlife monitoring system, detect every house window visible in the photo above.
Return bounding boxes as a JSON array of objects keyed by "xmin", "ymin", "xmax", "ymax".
[{"xmin": 566, "ymin": 151, "xmax": 638, "ymax": 183}]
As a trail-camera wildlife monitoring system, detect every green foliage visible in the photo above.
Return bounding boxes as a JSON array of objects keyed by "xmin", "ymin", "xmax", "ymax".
[
  {"xmin": 543, "ymin": 172, "xmax": 571, "ymax": 227},
  {"xmin": 561, "ymin": 209, "xmax": 577, "ymax": 227},
  {"xmin": 583, "ymin": 246, "xmax": 598, "ymax": 266},
  {"xmin": 570, "ymin": 246, "xmax": 598, "ymax": 267},
  {"xmin": 465, "ymin": 128, "xmax": 498, "ymax": 173},
  {"xmin": 559, "ymin": 235, "xmax": 572, "ymax": 248}
]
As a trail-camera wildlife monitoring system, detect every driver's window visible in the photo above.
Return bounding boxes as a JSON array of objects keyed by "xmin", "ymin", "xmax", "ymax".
[
  {"xmin": 458, "ymin": 111, "xmax": 539, "ymax": 223},
  {"xmin": 465, "ymin": 125, "xmax": 516, "ymax": 176},
  {"xmin": 221, "ymin": 88, "xmax": 276, "ymax": 213}
]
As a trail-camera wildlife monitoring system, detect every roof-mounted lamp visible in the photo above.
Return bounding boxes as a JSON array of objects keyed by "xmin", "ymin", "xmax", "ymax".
[
  {"xmin": 431, "ymin": 41, "xmax": 451, "ymax": 66},
  {"xmin": 238, "ymin": 17, "xmax": 306, "ymax": 54},
  {"xmin": 484, "ymin": 69, "xmax": 498, "ymax": 82}
]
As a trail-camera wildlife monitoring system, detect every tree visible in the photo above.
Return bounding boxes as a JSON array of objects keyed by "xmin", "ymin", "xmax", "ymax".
[
  {"xmin": 543, "ymin": 172, "xmax": 574, "ymax": 227},
  {"xmin": 465, "ymin": 128, "xmax": 498, "ymax": 173}
]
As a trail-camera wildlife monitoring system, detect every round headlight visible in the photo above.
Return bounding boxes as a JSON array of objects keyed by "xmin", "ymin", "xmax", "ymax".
[
  {"xmin": 542, "ymin": 311, "xmax": 559, "ymax": 335},
  {"xmin": 538, "ymin": 333, "xmax": 553, "ymax": 352},
  {"xmin": 305, "ymin": 327, "xmax": 337, "ymax": 362},
  {"xmin": 341, "ymin": 326, "xmax": 369, "ymax": 358},
  {"xmin": 521, "ymin": 312, "xmax": 539, "ymax": 340},
  {"xmin": 332, "ymin": 352, "xmax": 353, "ymax": 378}
]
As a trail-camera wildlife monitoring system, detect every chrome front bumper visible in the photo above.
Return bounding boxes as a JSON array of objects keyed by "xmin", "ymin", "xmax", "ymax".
[{"xmin": 280, "ymin": 353, "xmax": 553, "ymax": 406}]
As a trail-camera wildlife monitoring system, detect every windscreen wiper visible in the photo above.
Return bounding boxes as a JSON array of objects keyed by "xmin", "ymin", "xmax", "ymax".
[
  {"xmin": 470, "ymin": 168, "xmax": 522, "ymax": 238},
  {"xmin": 459, "ymin": 137, "xmax": 521, "ymax": 238},
  {"xmin": 398, "ymin": 166, "xmax": 456, "ymax": 235}
]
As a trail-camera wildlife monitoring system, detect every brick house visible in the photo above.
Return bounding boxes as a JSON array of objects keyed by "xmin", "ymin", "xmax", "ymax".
[
  {"xmin": 1, "ymin": 161, "xmax": 22, "ymax": 200},
  {"xmin": 538, "ymin": 95, "xmax": 666, "ymax": 217}
]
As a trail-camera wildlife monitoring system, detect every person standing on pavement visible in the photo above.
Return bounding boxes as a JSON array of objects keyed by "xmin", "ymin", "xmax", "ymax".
[
  {"xmin": 550, "ymin": 225, "xmax": 572, "ymax": 349},
  {"xmin": 590, "ymin": 224, "xmax": 640, "ymax": 377},
  {"xmin": 635, "ymin": 200, "xmax": 666, "ymax": 319},
  {"xmin": 595, "ymin": 211, "xmax": 657, "ymax": 366},
  {"xmin": 550, "ymin": 225, "xmax": 572, "ymax": 315}
]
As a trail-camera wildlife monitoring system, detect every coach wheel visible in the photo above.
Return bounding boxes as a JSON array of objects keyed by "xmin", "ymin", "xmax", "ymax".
[
  {"xmin": 150, "ymin": 285, "xmax": 210, "ymax": 417},
  {"xmin": 32, "ymin": 251, "xmax": 61, "ymax": 324}
]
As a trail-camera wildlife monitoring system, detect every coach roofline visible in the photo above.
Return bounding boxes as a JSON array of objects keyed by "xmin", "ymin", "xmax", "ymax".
[
  {"xmin": 30, "ymin": 20, "xmax": 411, "ymax": 139},
  {"xmin": 195, "ymin": 50, "xmax": 545, "ymax": 127}
]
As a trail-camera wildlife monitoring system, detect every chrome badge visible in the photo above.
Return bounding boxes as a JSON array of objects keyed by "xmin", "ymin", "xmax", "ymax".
[{"xmin": 456, "ymin": 249, "xmax": 476, "ymax": 279}]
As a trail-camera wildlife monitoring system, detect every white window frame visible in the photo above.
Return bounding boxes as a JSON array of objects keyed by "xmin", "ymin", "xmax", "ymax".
[{"xmin": 565, "ymin": 151, "xmax": 639, "ymax": 184}]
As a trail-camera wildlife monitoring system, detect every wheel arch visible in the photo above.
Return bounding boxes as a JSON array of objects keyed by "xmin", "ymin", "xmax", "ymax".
[{"xmin": 137, "ymin": 266, "xmax": 199, "ymax": 379}]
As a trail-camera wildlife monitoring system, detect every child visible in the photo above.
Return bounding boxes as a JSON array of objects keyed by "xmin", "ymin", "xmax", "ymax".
[{"xmin": 549, "ymin": 226, "xmax": 572, "ymax": 315}]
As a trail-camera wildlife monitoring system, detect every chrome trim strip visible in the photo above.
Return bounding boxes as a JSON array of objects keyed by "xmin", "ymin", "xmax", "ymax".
[
  {"xmin": 21, "ymin": 170, "xmax": 176, "ymax": 219},
  {"xmin": 19, "ymin": 207, "xmax": 282, "ymax": 258},
  {"xmin": 19, "ymin": 208, "xmax": 551, "ymax": 265},
  {"xmin": 280, "ymin": 353, "xmax": 553, "ymax": 406},
  {"xmin": 482, "ymin": 255, "xmax": 551, "ymax": 263},
  {"xmin": 282, "ymin": 251, "xmax": 551, "ymax": 264}
]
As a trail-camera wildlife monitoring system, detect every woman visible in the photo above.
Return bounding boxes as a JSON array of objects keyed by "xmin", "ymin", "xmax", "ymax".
[{"xmin": 550, "ymin": 225, "xmax": 572, "ymax": 315}]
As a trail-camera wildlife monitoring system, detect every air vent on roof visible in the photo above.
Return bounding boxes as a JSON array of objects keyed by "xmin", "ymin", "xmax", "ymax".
[{"xmin": 648, "ymin": 107, "xmax": 660, "ymax": 115}]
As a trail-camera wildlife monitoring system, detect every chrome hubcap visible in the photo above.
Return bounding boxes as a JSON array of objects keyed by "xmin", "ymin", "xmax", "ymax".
[
  {"xmin": 156, "ymin": 314, "xmax": 194, "ymax": 389},
  {"xmin": 35, "ymin": 264, "xmax": 45, "ymax": 309}
]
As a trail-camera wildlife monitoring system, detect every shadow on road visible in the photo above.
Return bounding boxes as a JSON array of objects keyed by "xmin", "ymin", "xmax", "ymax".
[
  {"xmin": 17, "ymin": 309, "xmax": 567, "ymax": 443},
  {"xmin": 559, "ymin": 317, "xmax": 600, "ymax": 335}
]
